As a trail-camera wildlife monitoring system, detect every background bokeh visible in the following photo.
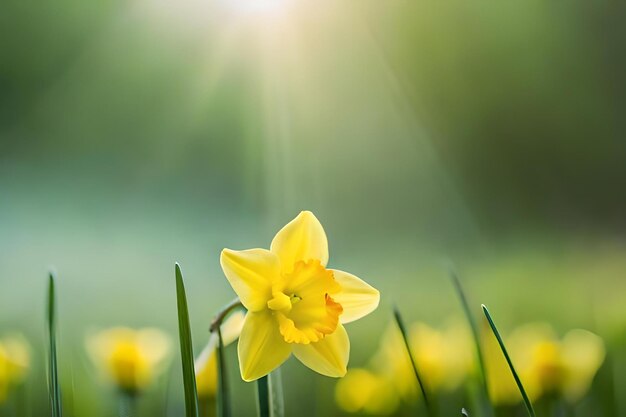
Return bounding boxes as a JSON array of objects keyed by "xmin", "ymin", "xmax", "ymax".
[{"xmin": 1, "ymin": 0, "xmax": 625, "ymax": 415}]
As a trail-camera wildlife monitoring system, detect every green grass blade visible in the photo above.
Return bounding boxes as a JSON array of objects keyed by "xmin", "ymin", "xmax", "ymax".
[
  {"xmin": 481, "ymin": 305, "xmax": 536, "ymax": 417},
  {"xmin": 47, "ymin": 271, "xmax": 63, "ymax": 417},
  {"xmin": 393, "ymin": 306, "xmax": 435, "ymax": 417},
  {"xmin": 449, "ymin": 271, "xmax": 494, "ymax": 416},
  {"xmin": 256, "ymin": 376, "xmax": 270, "ymax": 417},
  {"xmin": 216, "ymin": 326, "xmax": 232, "ymax": 417},
  {"xmin": 175, "ymin": 263, "xmax": 199, "ymax": 417}
]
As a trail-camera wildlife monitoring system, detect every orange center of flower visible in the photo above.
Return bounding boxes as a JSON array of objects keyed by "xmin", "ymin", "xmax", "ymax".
[{"xmin": 267, "ymin": 260, "xmax": 343, "ymax": 344}]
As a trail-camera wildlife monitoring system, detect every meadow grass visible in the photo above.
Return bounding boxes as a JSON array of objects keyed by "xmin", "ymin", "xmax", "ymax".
[
  {"xmin": 47, "ymin": 272, "xmax": 62, "ymax": 417},
  {"xmin": 482, "ymin": 305, "xmax": 536, "ymax": 417},
  {"xmin": 175, "ymin": 264, "xmax": 199, "ymax": 417},
  {"xmin": 393, "ymin": 306, "xmax": 435, "ymax": 417},
  {"xmin": 1, "ymin": 248, "xmax": 616, "ymax": 417},
  {"xmin": 449, "ymin": 271, "xmax": 494, "ymax": 417}
]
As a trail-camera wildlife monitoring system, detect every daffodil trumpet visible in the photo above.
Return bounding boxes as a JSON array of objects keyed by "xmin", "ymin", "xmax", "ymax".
[{"xmin": 220, "ymin": 211, "xmax": 380, "ymax": 382}]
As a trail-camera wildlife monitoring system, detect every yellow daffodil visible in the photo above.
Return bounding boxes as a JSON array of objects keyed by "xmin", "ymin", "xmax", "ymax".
[
  {"xmin": 483, "ymin": 320, "xmax": 520, "ymax": 405},
  {"xmin": 371, "ymin": 322, "xmax": 473, "ymax": 395},
  {"xmin": 336, "ymin": 325, "xmax": 412, "ymax": 415},
  {"xmin": 484, "ymin": 322, "xmax": 605, "ymax": 404},
  {"xmin": 369, "ymin": 324, "xmax": 418, "ymax": 402},
  {"xmin": 86, "ymin": 327, "xmax": 171, "ymax": 394},
  {"xmin": 407, "ymin": 322, "xmax": 474, "ymax": 392},
  {"xmin": 0, "ymin": 335, "xmax": 30, "ymax": 404},
  {"xmin": 335, "ymin": 368, "xmax": 399, "ymax": 415},
  {"xmin": 336, "ymin": 320, "xmax": 473, "ymax": 415},
  {"xmin": 220, "ymin": 211, "xmax": 380, "ymax": 381},
  {"xmin": 508, "ymin": 323, "xmax": 605, "ymax": 402},
  {"xmin": 195, "ymin": 311, "xmax": 245, "ymax": 398}
]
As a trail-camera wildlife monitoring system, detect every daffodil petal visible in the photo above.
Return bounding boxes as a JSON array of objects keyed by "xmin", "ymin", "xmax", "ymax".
[
  {"xmin": 292, "ymin": 323, "xmax": 349, "ymax": 377},
  {"xmin": 195, "ymin": 334, "xmax": 219, "ymax": 398},
  {"xmin": 0, "ymin": 335, "xmax": 31, "ymax": 384},
  {"xmin": 270, "ymin": 211, "xmax": 329, "ymax": 271},
  {"xmin": 561, "ymin": 329, "xmax": 605, "ymax": 401},
  {"xmin": 195, "ymin": 350, "xmax": 218, "ymax": 398},
  {"xmin": 194, "ymin": 333, "xmax": 218, "ymax": 373},
  {"xmin": 238, "ymin": 311, "xmax": 291, "ymax": 382},
  {"xmin": 331, "ymin": 269, "xmax": 380, "ymax": 324},
  {"xmin": 137, "ymin": 328, "xmax": 172, "ymax": 365},
  {"xmin": 220, "ymin": 248, "xmax": 279, "ymax": 312},
  {"xmin": 221, "ymin": 311, "xmax": 246, "ymax": 346},
  {"xmin": 335, "ymin": 368, "xmax": 377, "ymax": 412}
]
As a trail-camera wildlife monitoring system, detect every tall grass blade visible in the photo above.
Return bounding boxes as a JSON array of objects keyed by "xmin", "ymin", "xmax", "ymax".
[
  {"xmin": 175, "ymin": 263, "xmax": 199, "ymax": 417},
  {"xmin": 481, "ymin": 305, "xmax": 536, "ymax": 417},
  {"xmin": 393, "ymin": 306, "xmax": 435, "ymax": 417},
  {"xmin": 449, "ymin": 270, "xmax": 494, "ymax": 416},
  {"xmin": 47, "ymin": 271, "xmax": 63, "ymax": 417},
  {"xmin": 256, "ymin": 376, "xmax": 270, "ymax": 417},
  {"xmin": 216, "ymin": 326, "xmax": 232, "ymax": 417}
]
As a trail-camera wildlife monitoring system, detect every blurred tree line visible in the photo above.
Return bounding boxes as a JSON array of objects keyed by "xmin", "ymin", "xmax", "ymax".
[{"xmin": 1, "ymin": 0, "xmax": 625, "ymax": 236}]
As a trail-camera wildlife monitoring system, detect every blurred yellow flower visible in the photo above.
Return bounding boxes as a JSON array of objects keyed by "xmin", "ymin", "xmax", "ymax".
[
  {"xmin": 408, "ymin": 322, "xmax": 474, "ymax": 392},
  {"xmin": 195, "ymin": 311, "xmax": 245, "ymax": 398},
  {"xmin": 86, "ymin": 327, "xmax": 171, "ymax": 394},
  {"xmin": 484, "ymin": 322, "xmax": 605, "ymax": 404},
  {"xmin": 371, "ymin": 322, "xmax": 473, "ymax": 395},
  {"xmin": 509, "ymin": 323, "xmax": 605, "ymax": 402},
  {"xmin": 335, "ymin": 368, "xmax": 399, "ymax": 415},
  {"xmin": 482, "ymin": 319, "xmax": 520, "ymax": 405},
  {"xmin": 220, "ymin": 211, "xmax": 380, "ymax": 381},
  {"xmin": 0, "ymin": 335, "xmax": 30, "ymax": 404},
  {"xmin": 369, "ymin": 324, "xmax": 418, "ymax": 402},
  {"xmin": 336, "ymin": 321, "xmax": 473, "ymax": 415}
]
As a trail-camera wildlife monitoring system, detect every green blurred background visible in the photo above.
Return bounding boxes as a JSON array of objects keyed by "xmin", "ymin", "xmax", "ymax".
[{"xmin": 1, "ymin": 0, "xmax": 625, "ymax": 415}]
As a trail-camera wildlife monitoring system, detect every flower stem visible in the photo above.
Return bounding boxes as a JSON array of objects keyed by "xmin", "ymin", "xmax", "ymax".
[
  {"xmin": 268, "ymin": 369, "xmax": 284, "ymax": 417},
  {"xmin": 209, "ymin": 298, "xmax": 244, "ymax": 333},
  {"xmin": 256, "ymin": 376, "xmax": 270, "ymax": 417},
  {"xmin": 199, "ymin": 398, "xmax": 216, "ymax": 417},
  {"xmin": 118, "ymin": 392, "xmax": 137, "ymax": 417},
  {"xmin": 216, "ymin": 325, "xmax": 231, "ymax": 417}
]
